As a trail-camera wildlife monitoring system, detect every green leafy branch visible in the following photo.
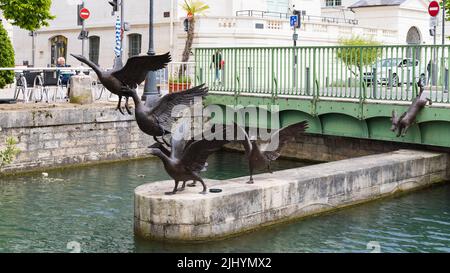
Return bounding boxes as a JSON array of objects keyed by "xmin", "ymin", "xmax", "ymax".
[{"xmin": 0, "ymin": 137, "xmax": 21, "ymax": 168}]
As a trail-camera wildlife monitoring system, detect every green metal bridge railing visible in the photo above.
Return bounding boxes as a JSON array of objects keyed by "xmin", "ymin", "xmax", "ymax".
[{"xmin": 195, "ymin": 45, "xmax": 450, "ymax": 104}]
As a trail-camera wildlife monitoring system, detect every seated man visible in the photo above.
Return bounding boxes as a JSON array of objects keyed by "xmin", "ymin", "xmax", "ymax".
[
  {"xmin": 56, "ymin": 57, "xmax": 73, "ymax": 86},
  {"xmin": 56, "ymin": 57, "xmax": 75, "ymax": 98}
]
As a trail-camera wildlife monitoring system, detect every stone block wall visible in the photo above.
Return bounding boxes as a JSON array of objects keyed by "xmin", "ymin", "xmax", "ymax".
[
  {"xmin": 0, "ymin": 104, "xmax": 153, "ymax": 174},
  {"xmin": 226, "ymin": 132, "xmax": 448, "ymax": 162}
]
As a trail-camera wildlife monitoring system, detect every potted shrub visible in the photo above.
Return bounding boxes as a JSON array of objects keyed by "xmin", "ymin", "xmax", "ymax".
[{"xmin": 168, "ymin": 75, "xmax": 192, "ymax": 93}]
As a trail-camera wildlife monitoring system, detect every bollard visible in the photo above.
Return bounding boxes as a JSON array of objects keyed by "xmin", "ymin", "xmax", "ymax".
[
  {"xmin": 247, "ymin": 67, "xmax": 253, "ymax": 91},
  {"xmin": 372, "ymin": 67, "xmax": 377, "ymax": 98},
  {"xmin": 306, "ymin": 67, "xmax": 310, "ymax": 95},
  {"xmin": 69, "ymin": 74, "xmax": 93, "ymax": 105},
  {"xmin": 445, "ymin": 68, "xmax": 448, "ymax": 93},
  {"xmin": 388, "ymin": 69, "xmax": 392, "ymax": 89}
]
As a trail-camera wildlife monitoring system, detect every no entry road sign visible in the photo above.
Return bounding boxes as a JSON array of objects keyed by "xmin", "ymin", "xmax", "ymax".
[
  {"xmin": 80, "ymin": 8, "xmax": 90, "ymax": 20},
  {"xmin": 428, "ymin": 1, "xmax": 440, "ymax": 17}
]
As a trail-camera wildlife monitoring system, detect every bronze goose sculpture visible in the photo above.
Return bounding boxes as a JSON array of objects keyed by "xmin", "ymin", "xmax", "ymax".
[
  {"xmin": 149, "ymin": 123, "xmax": 230, "ymax": 195},
  {"xmin": 121, "ymin": 84, "xmax": 208, "ymax": 145},
  {"xmin": 149, "ymin": 138, "xmax": 208, "ymax": 191},
  {"xmin": 234, "ymin": 121, "xmax": 309, "ymax": 184},
  {"xmin": 71, "ymin": 53, "xmax": 171, "ymax": 115}
]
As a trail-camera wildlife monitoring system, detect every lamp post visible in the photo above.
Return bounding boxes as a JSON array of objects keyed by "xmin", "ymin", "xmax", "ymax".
[
  {"xmin": 143, "ymin": 0, "xmax": 159, "ymax": 106},
  {"xmin": 29, "ymin": 31, "xmax": 36, "ymax": 67}
]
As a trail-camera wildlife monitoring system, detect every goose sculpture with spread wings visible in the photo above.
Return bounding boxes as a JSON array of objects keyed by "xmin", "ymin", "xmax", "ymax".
[
  {"xmin": 71, "ymin": 53, "xmax": 171, "ymax": 115},
  {"xmin": 148, "ymin": 123, "xmax": 230, "ymax": 195},
  {"xmin": 234, "ymin": 121, "xmax": 309, "ymax": 184},
  {"xmin": 121, "ymin": 84, "xmax": 208, "ymax": 145},
  {"xmin": 148, "ymin": 142, "xmax": 208, "ymax": 191}
]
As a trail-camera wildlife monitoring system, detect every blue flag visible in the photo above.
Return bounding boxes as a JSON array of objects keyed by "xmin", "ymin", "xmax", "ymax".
[{"xmin": 114, "ymin": 16, "xmax": 122, "ymax": 57}]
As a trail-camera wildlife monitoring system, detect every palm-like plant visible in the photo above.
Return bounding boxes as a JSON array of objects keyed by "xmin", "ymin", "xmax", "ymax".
[{"xmin": 179, "ymin": 0, "xmax": 209, "ymax": 75}]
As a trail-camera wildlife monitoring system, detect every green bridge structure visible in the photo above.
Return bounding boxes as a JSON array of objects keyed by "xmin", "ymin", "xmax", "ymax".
[{"xmin": 194, "ymin": 45, "xmax": 450, "ymax": 148}]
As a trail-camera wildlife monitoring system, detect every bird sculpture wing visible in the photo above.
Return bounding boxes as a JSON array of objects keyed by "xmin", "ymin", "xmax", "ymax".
[
  {"xmin": 150, "ymin": 84, "xmax": 209, "ymax": 133},
  {"xmin": 261, "ymin": 121, "xmax": 309, "ymax": 161},
  {"xmin": 180, "ymin": 124, "xmax": 230, "ymax": 172},
  {"xmin": 170, "ymin": 120, "xmax": 195, "ymax": 160},
  {"xmin": 233, "ymin": 122, "xmax": 252, "ymax": 157},
  {"xmin": 111, "ymin": 52, "xmax": 172, "ymax": 88}
]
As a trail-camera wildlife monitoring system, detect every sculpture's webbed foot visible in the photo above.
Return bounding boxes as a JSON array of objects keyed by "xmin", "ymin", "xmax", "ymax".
[
  {"xmin": 198, "ymin": 180, "xmax": 208, "ymax": 195},
  {"xmin": 165, "ymin": 191, "xmax": 177, "ymax": 195},
  {"xmin": 247, "ymin": 178, "xmax": 255, "ymax": 184},
  {"xmin": 178, "ymin": 182, "xmax": 187, "ymax": 192},
  {"xmin": 162, "ymin": 133, "xmax": 172, "ymax": 148},
  {"xmin": 116, "ymin": 104, "xmax": 125, "ymax": 115},
  {"xmin": 187, "ymin": 181, "xmax": 197, "ymax": 187},
  {"xmin": 125, "ymin": 97, "xmax": 133, "ymax": 115},
  {"xmin": 125, "ymin": 103, "xmax": 132, "ymax": 115}
]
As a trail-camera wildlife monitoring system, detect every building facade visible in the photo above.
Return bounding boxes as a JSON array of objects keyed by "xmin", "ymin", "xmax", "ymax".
[{"xmin": 11, "ymin": 0, "xmax": 445, "ymax": 68}]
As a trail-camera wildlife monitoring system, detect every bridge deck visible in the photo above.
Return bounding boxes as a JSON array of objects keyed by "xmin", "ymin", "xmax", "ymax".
[{"xmin": 196, "ymin": 45, "xmax": 450, "ymax": 148}]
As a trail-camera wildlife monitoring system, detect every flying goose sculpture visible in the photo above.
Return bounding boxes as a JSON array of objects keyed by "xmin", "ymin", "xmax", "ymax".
[{"xmin": 71, "ymin": 53, "xmax": 171, "ymax": 115}]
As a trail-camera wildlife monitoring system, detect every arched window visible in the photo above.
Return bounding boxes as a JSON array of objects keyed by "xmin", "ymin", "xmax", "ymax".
[
  {"xmin": 128, "ymin": 34, "xmax": 142, "ymax": 57},
  {"xmin": 50, "ymin": 35, "xmax": 68, "ymax": 66},
  {"xmin": 406, "ymin": 27, "xmax": 422, "ymax": 58},
  {"xmin": 89, "ymin": 36, "xmax": 100, "ymax": 65},
  {"xmin": 406, "ymin": 27, "xmax": 421, "ymax": 45}
]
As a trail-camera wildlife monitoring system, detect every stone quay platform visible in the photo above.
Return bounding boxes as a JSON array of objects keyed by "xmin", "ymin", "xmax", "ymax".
[{"xmin": 134, "ymin": 150, "xmax": 449, "ymax": 241}]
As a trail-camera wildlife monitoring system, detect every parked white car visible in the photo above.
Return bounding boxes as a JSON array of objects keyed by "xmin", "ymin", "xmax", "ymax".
[{"xmin": 363, "ymin": 58, "xmax": 426, "ymax": 87}]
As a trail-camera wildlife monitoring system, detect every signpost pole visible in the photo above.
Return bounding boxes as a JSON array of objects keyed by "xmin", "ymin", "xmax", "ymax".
[
  {"xmin": 428, "ymin": 1, "xmax": 440, "ymax": 86},
  {"xmin": 81, "ymin": 0, "xmax": 86, "ymax": 58},
  {"xmin": 443, "ymin": 0, "xmax": 446, "ymax": 46},
  {"xmin": 291, "ymin": 10, "xmax": 299, "ymax": 88}
]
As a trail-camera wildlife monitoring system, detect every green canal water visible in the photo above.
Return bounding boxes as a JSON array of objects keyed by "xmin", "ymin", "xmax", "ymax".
[{"xmin": 0, "ymin": 151, "xmax": 449, "ymax": 253}]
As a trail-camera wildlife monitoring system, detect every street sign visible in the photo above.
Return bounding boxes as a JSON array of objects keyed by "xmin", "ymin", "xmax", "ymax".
[
  {"xmin": 290, "ymin": 15, "xmax": 298, "ymax": 27},
  {"xmin": 78, "ymin": 30, "xmax": 89, "ymax": 40},
  {"xmin": 430, "ymin": 16, "xmax": 438, "ymax": 28},
  {"xmin": 80, "ymin": 8, "xmax": 90, "ymax": 20},
  {"xmin": 428, "ymin": 1, "xmax": 440, "ymax": 17}
]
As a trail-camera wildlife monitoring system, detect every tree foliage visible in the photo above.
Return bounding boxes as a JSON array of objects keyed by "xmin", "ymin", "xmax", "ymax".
[
  {"xmin": 336, "ymin": 36, "xmax": 381, "ymax": 76},
  {"xmin": 180, "ymin": 0, "xmax": 209, "ymax": 63},
  {"xmin": 181, "ymin": 0, "xmax": 210, "ymax": 16},
  {"xmin": 0, "ymin": 22, "xmax": 14, "ymax": 88},
  {"xmin": 0, "ymin": 0, "xmax": 55, "ymax": 31}
]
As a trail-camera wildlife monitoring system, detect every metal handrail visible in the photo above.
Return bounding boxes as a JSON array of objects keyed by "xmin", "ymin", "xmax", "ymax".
[
  {"xmin": 195, "ymin": 45, "xmax": 450, "ymax": 104},
  {"xmin": 235, "ymin": 10, "xmax": 358, "ymax": 25}
]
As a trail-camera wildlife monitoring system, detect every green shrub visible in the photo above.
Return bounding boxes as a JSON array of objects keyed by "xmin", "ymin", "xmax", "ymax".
[
  {"xmin": 169, "ymin": 75, "xmax": 192, "ymax": 84},
  {"xmin": 0, "ymin": 22, "xmax": 15, "ymax": 89},
  {"xmin": 0, "ymin": 137, "xmax": 21, "ymax": 168},
  {"xmin": 336, "ymin": 36, "xmax": 381, "ymax": 77}
]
